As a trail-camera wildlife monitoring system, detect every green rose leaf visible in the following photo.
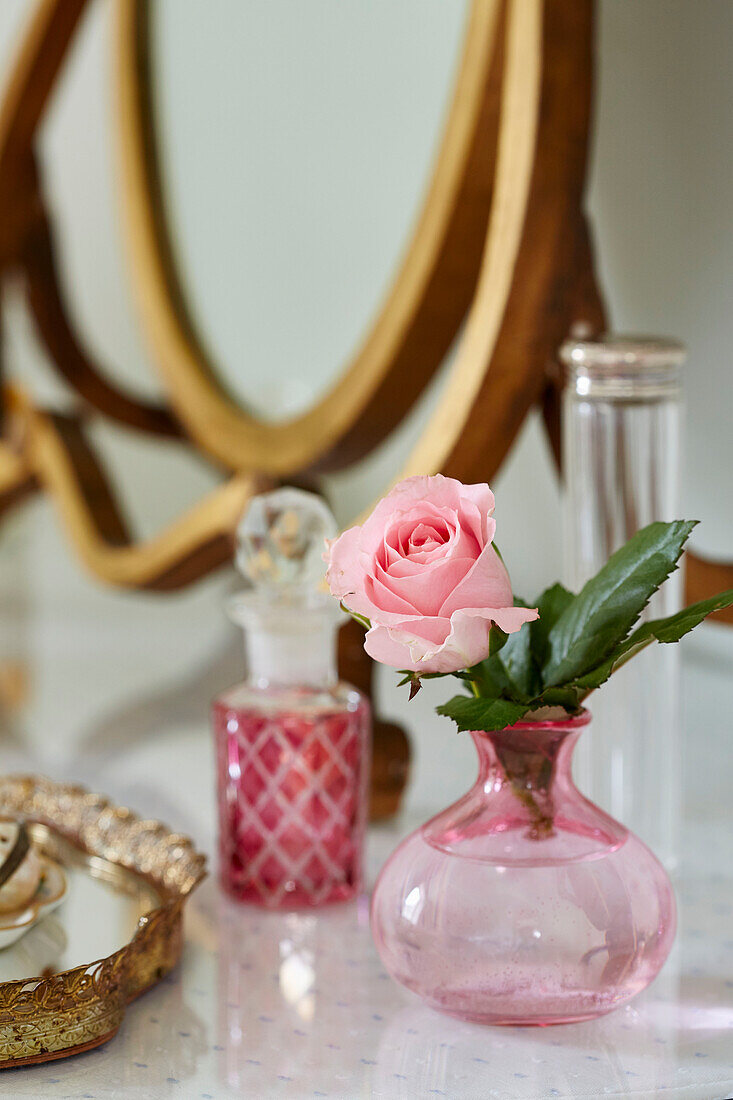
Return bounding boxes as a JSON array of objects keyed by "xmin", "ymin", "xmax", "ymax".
[
  {"xmin": 493, "ymin": 623, "xmax": 539, "ymax": 700},
  {"xmin": 532, "ymin": 685, "xmax": 583, "ymax": 710},
  {"xmin": 468, "ymin": 599, "xmax": 539, "ymax": 702},
  {"xmin": 436, "ymin": 695, "xmax": 531, "ymax": 734},
  {"xmin": 488, "ymin": 625, "xmax": 509, "ymax": 657},
  {"xmin": 574, "ymin": 586, "xmax": 733, "ymax": 697},
  {"xmin": 468, "ymin": 657, "xmax": 513, "ymax": 698},
  {"xmin": 530, "ymin": 582, "xmax": 575, "ymax": 669},
  {"xmin": 631, "ymin": 587, "xmax": 733, "ymax": 642},
  {"xmin": 542, "ymin": 520, "xmax": 697, "ymax": 687}
]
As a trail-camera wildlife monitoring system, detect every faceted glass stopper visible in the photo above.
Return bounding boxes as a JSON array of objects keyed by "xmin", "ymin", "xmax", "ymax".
[{"xmin": 236, "ymin": 488, "xmax": 337, "ymax": 595}]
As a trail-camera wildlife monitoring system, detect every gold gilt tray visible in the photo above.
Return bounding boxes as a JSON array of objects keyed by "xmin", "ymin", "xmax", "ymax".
[{"xmin": 0, "ymin": 775, "xmax": 206, "ymax": 1068}]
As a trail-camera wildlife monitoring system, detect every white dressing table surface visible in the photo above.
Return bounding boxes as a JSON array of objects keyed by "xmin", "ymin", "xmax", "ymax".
[{"xmin": 0, "ymin": 788, "xmax": 731, "ymax": 1100}]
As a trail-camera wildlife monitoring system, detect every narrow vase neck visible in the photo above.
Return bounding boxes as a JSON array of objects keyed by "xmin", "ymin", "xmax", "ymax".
[
  {"xmin": 422, "ymin": 709, "xmax": 627, "ymax": 863},
  {"xmin": 471, "ymin": 713, "xmax": 590, "ymax": 838},
  {"xmin": 474, "ymin": 725, "xmax": 581, "ymax": 789}
]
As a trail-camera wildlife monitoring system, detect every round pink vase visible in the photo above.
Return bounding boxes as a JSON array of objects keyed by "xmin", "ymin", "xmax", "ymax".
[{"xmin": 370, "ymin": 710, "xmax": 676, "ymax": 1025}]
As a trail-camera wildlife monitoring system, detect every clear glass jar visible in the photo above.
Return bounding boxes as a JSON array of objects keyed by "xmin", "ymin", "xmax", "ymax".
[{"xmin": 560, "ymin": 336, "xmax": 684, "ymax": 868}]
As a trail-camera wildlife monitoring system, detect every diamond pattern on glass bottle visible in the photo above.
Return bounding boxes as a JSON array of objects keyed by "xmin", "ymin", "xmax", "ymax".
[{"xmin": 214, "ymin": 699, "xmax": 369, "ymax": 908}]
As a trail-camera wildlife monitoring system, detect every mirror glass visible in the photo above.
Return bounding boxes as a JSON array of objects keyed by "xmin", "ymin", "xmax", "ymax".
[
  {"xmin": 0, "ymin": 828, "xmax": 161, "ymax": 981},
  {"xmin": 151, "ymin": 0, "xmax": 469, "ymax": 420}
]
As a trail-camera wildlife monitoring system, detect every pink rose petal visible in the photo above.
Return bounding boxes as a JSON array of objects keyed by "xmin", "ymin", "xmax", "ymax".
[{"xmin": 325, "ymin": 474, "xmax": 537, "ymax": 674}]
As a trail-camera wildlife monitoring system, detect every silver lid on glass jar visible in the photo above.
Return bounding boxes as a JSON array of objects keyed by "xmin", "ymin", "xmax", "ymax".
[{"xmin": 560, "ymin": 335, "xmax": 685, "ymax": 401}]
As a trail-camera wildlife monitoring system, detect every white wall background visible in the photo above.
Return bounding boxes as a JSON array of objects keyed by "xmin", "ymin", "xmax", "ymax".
[{"xmin": 0, "ymin": 0, "xmax": 730, "ymax": 820}]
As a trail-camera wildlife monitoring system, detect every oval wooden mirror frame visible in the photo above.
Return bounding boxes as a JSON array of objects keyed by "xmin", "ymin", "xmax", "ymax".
[
  {"xmin": 1, "ymin": 0, "xmax": 730, "ymax": 837},
  {"xmin": 0, "ymin": 0, "xmax": 608, "ymax": 591},
  {"xmin": 4, "ymin": 0, "xmax": 727, "ymax": 620},
  {"xmin": 115, "ymin": 0, "xmax": 503, "ymax": 476},
  {"xmin": 115, "ymin": 0, "xmax": 609, "ymax": 496}
]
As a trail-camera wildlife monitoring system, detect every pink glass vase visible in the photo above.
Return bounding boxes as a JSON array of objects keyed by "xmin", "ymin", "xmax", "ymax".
[
  {"xmin": 214, "ymin": 683, "xmax": 370, "ymax": 908},
  {"xmin": 370, "ymin": 710, "xmax": 676, "ymax": 1025}
]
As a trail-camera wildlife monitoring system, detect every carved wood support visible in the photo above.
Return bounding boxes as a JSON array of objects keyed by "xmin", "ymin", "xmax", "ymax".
[
  {"xmin": 0, "ymin": 0, "xmax": 626, "ymax": 825},
  {"xmin": 685, "ymin": 552, "xmax": 733, "ymax": 627}
]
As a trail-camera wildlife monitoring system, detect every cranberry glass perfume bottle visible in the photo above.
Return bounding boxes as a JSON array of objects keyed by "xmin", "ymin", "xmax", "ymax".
[{"xmin": 213, "ymin": 489, "xmax": 370, "ymax": 908}]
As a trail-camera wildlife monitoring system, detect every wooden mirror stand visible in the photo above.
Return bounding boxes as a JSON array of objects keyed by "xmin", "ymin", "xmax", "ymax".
[
  {"xmin": 0, "ymin": 1, "xmax": 728, "ymax": 815},
  {"xmin": 0, "ymin": 0, "xmax": 606, "ymax": 574}
]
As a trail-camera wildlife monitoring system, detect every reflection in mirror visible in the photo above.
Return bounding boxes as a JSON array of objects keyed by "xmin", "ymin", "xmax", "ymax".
[
  {"xmin": 151, "ymin": 0, "xmax": 468, "ymax": 419},
  {"xmin": 0, "ymin": 828, "xmax": 160, "ymax": 982}
]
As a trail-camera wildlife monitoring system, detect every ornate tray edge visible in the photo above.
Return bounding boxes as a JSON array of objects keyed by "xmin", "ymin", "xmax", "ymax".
[{"xmin": 0, "ymin": 774, "xmax": 207, "ymax": 1067}]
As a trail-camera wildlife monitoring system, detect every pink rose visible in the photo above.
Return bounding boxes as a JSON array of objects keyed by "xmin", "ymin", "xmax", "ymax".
[{"xmin": 325, "ymin": 475, "xmax": 537, "ymax": 674}]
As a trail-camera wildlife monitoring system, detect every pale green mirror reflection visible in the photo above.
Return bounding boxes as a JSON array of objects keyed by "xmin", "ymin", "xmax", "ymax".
[{"xmin": 151, "ymin": 0, "xmax": 468, "ymax": 419}]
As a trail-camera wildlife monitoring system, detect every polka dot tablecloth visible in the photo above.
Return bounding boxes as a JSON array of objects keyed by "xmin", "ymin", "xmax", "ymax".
[{"xmin": 1, "ymin": 819, "xmax": 732, "ymax": 1099}]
